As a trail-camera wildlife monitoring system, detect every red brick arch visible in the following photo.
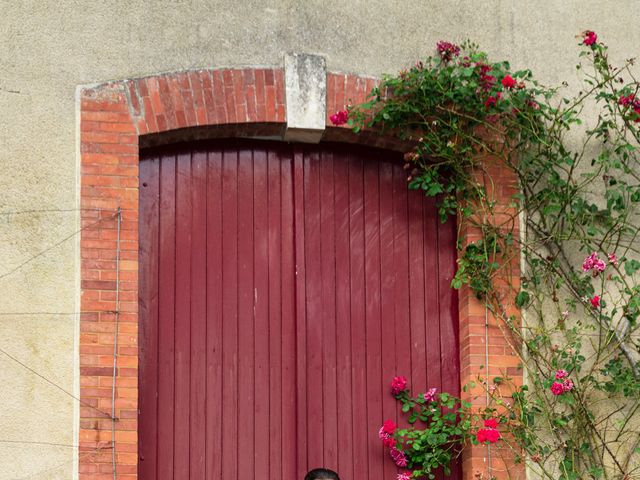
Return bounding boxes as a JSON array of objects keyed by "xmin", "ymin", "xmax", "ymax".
[{"xmin": 78, "ymin": 67, "xmax": 522, "ymax": 479}]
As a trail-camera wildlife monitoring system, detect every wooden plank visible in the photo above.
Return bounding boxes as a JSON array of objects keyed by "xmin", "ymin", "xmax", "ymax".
[
  {"xmin": 349, "ymin": 151, "xmax": 369, "ymax": 479},
  {"xmin": 280, "ymin": 146, "xmax": 297, "ymax": 480},
  {"xmin": 205, "ymin": 149, "xmax": 223, "ymax": 480},
  {"xmin": 438, "ymin": 214, "xmax": 460, "ymax": 397},
  {"xmin": 138, "ymin": 155, "xmax": 159, "ymax": 480},
  {"xmin": 189, "ymin": 150, "xmax": 207, "ymax": 478},
  {"xmin": 253, "ymin": 146, "xmax": 270, "ymax": 478},
  {"xmin": 378, "ymin": 158, "xmax": 398, "ymax": 480},
  {"xmin": 408, "ymin": 186, "xmax": 427, "ymax": 395},
  {"xmin": 363, "ymin": 152, "xmax": 384, "ymax": 480},
  {"xmin": 319, "ymin": 148, "xmax": 338, "ymax": 471},
  {"xmin": 155, "ymin": 153, "xmax": 176, "ymax": 480},
  {"xmin": 303, "ymin": 145, "xmax": 324, "ymax": 470},
  {"xmin": 237, "ymin": 147, "xmax": 255, "ymax": 479},
  {"xmin": 392, "ymin": 162, "xmax": 411, "ymax": 431},
  {"xmin": 267, "ymin": 146, "xmax": 283, "ymax": 479},
  {"xmin": 293, "ymin": 145, "xmax": 308, "ymax": 477},
  {"xmin": 423, "ymin": 196, "xmax": 442, "ymax": 393},
  {"xmin": 333, "ymin": 147, "xmax": 354, "ymax": 480},
  {"xmin": 221, "ymin": 148, "xmax": 239, "ymax": 479},
  {"xmin": 437, "ymin": 214, "xmax": 462, "ymax": 480},
  {"xmin": 173, "ymin": 151, "xmax": 192, "ymax": 479}
]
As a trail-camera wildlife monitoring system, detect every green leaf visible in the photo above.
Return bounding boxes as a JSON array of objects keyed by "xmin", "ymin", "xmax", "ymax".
[
  {"xmin": 515, "ymin": 291, "xmax": 530, "ymax": 308},
  {"xmin": 624, "ymin": 259, "xmax": 640, "ymax": 276}
]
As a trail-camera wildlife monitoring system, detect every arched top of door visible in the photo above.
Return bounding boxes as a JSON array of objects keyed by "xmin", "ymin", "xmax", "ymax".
[{"xmin": 79, "ymin": 53, "xmax": 412, "ymax": 154}]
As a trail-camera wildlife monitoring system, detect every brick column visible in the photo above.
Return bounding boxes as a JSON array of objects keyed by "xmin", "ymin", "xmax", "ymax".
[{"xmin": 457, "ymin": 152, "xmax": 524, "ymax": 480}]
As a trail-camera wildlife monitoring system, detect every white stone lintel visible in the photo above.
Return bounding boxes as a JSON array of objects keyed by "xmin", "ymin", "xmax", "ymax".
[{"xmin": 284, "ymin": 53, "xmax": 326, "ymax": 143}]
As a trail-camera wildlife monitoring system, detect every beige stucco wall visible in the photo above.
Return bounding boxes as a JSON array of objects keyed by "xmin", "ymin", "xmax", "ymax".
[{"xmin": 1, "ymin": 1, "xmax": 639, "ymax": 478}]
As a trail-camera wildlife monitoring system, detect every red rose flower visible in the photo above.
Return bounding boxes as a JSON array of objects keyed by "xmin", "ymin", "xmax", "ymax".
[
  {"xmin": 501, "ymin": 75, "xmax": 516, "ymax": 89},
  {"xmin": 436, "ymin": 41, "xmax": 461, "ymax": 62},
  {"xmin": 485, "ymin": 93, "xmax": 501, "ymax": 110},
  {"xmin": 330, "ymin": 110, "xmax": 349, "ymax": 126},
  {"xmin": 583, "ymin": 31, "xmax": 597, "ymax": 46},
  {"xmin": 590, "ymin": 295, "xmax": 600, "ymax": 308},
  {"xmin": 476, "ymin": 427, "xmax": 501, "ymax": 443},
  {"xmin": 484, "ymin": 418, "xmax": 499, "ymax": 429},
  {"xmin": 381, "ymin": 419, "xmax": 397, "ymax": 436},
  {"xmin": 390, "ymin": 376, "xmax": 407, "ymax": 395}
]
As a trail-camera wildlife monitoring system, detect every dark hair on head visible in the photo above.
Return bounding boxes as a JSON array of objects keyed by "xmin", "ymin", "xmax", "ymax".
[{"xmin": 305, "ymin": 467, "xmax": 340, "ymax": 480}]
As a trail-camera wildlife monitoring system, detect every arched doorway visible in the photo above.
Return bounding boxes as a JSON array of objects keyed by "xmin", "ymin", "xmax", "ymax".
[{"xmin": 138, "ymin": 139, "xmax": 460, "ymax": 479}]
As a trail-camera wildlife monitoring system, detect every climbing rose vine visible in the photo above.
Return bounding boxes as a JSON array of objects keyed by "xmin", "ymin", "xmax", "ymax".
[{"xmin": 342, "ymin": 32, "xmax": 640, "ymax": 479}]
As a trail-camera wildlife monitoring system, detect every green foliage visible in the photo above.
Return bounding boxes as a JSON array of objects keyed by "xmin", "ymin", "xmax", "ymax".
[
  {"xmin": 349, "ymin": 34, "xmax": 640, "ymax": 479},
  {"xmin": 388, "ymin": 387, "xmax": 477, "ymax": 479}
]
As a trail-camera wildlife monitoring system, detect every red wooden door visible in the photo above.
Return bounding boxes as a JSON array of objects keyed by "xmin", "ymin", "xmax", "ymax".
[{"xmin": 139, "ymin": 140, "xmax": 460, "ymax": 480}]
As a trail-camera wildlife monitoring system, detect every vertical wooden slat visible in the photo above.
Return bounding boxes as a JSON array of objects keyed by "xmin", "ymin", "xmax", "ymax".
[
  {"xmin": 392, "ymin": 163, "xmax": 411, "ymax": 431},
  {"xmin": 138, "ymin": 156, "xmax": 159, "ymax": 480},
  {"xmin": 378, "ymin": 159, "xmax": 398, "ymax": 480},
  {"xmin": 221, "ymin": 148, "xmax": 239, "ymax": 480},
  {"xmin": 438, "ymin": 213, "xmax": 461, "ymax": 479},
  {"xmin": 320, "ymin": 149, "xmax": 338, "ymax": 471},
  {"xmin": 333, "ymin": 148, "xmax": 354, "ymax": 480},
  {"xmin": 205, "ymin": 149, "xmax": 223, "ymax": 480},
  {"xmin": 408, "ymin": 187, "xmax": 427, "ymax": 395},
  {"xmin": 364, "ymin": 153, "xmax": 384, "ymax": 480},
  {"xmin": 190, "ymin": 151, "xmax": 207, "ymax": 478},
  {"xmin": 155, "ymin": 155, "xmax": 176, "ymax": 479},
  {"xmin": 438, "ymin": 215, "xmax": 460, "ymax": 396},
  {"xmin": 424, "ymin": 196, "xmax": 443, "ymax": 393},
  {"xmin": 237, "ymin": 147, "xmax": 256, "ymax": 479},
  {"xmin": 174, "ymin": 152, "xmax": 192, "ymax": 479},
  {"xmin": 304, "ymin": 146, "xmax": 324, "ymax": 470},
  {"xmin": 293, "ymin": 146, "xmax": 308, "ymax": 478},
  {"xmin": 267, "ymin": 147, "xmax": 283, "ymax": 479},
  {"xmin": 253, "ymin": 147, "xmax": 270, "ymax": 478},
  {"xmin": 349, "ymin": 152, "xmax": 368, "ymax": 479},
  {"xmin": 280, "ymin": 147, "xmax": 297, "ymax": 480}
]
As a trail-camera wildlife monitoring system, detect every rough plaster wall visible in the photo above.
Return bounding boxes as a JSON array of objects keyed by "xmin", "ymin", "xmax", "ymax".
[{"xmin": 1, "ymin": 1, "xmax": 639, "ymax": 478}]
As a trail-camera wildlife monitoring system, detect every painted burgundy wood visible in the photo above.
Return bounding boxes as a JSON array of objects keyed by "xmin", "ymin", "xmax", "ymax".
[{"xmin": 139, "ymin": 140, "xmax": 460, "ymax": 480}]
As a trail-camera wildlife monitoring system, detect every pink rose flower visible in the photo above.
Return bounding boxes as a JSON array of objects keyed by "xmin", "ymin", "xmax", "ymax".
[
  {"xmin": 551, "ymin": 382, "xmax": 565, "ymax": 396},
  {"xmin": 383, "ymin": 436, "xmax": 396, "ymax": 448},
  {"xmin": 501, "ymin": 75, "xmax": 516, "ymax": 89},
  {"xmin": 398, "ymin": 473, "xmax": 412, "ymax": 480},
  {"xmin": 582, "ymin": 252, "xmax": 606, "ymax": 273},
  {"xmin": 555, "ymin": 369, "xmax": 568, "ymax": 380},
  {"xmin": 562, "ymin": 378, "xmax": 574, "ymax": 392},
  {"xmin": 583, "ymin": 31, "xmax": 597, "ymax": 46},
  {"xmin": 329, "ymin": 110, "xmax": 349, "ymax": 126},
  {"xmin": 390, "ymin": 376, "xmax": 408, "ymax": 395},
  {"xmin": 423, "ymin": 387, "xmax": 437, "ymax": 403},
  {"xmin": 590, "ymin": 295, "xmax": 601, "ymax": 308},
  {"xmin": 608, "ymin": 253, "xmax": 618, "ymax": 266},
  {"xmin": 390, "ymin": 447, "xmax": 408, "ymax": 467}
]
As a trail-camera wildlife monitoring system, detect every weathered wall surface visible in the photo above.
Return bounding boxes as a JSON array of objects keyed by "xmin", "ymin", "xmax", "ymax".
[{"xmin": 1, "ymin": 1, "xmax": 639, "ymax": 478}]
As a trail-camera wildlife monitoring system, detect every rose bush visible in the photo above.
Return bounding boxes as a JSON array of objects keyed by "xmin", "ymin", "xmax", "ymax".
[{"xmin": 343, "ymin": 32, "xmax": 640, "ymax": 479}]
